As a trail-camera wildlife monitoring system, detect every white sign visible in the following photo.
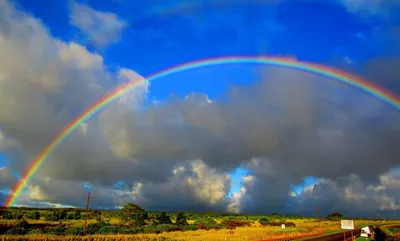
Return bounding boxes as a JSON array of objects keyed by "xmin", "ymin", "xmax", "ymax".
[
  {"xmin": 281, "ymin": 224, "xmax": 286, "ymax": 229},
  {"xmin": 341, "ymin": 220, "xmax": 354, "ymax": 230}
]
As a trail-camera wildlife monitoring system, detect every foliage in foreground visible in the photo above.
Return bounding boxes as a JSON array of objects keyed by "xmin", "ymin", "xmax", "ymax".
[
  {"xmin": 1, "ymin": 204, "xmax": 399, "ymax": 239},
  {"xmin": 0, "ymin": 236, "xmax": 178, "ymax": 241},
  {"xmin": 0, "ymin": 203, "xmax": 264, "ymax": 236}
]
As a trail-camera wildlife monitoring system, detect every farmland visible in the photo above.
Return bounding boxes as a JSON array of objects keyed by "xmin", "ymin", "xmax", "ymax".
[{"xmin": 1, "ymin": 204, "xmax": 400, "ymax": 241}]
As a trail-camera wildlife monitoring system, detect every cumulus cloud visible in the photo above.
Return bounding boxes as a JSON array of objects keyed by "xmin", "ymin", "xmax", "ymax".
[
  {"xmin": 0, "ymin": 0, "xmax": 144, "ymax": 201},
  {"xmin": 69, "ymin": 1, "xmax": 127, "ymax": 47},
  {"xmin": 0, "ymin": 0, "xmax": 399, "ymax": 216},
  {"xmin": 17, "ymin": 160, "xmax": 232, "ymax": 212},
  {"xmin": 290, "ymin": 169, "xmax": 400, "ymax": 216}
]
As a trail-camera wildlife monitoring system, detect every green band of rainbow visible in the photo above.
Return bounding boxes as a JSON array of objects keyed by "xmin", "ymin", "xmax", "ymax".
[{"xmin": 5, "ymin": 56, "xmax": 400, "ymax": 207}]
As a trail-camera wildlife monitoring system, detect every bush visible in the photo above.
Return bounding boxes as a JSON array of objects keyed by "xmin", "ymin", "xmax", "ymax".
[
  {"xmin": 24, "ymin": 211, "xmax": 40, "ymax": 220},
  {"xmin": 15, "ymin": 219, "xmax": 29, "ymax": 230},
  {"xmin": 221, "ymin": 219, "xmax": 251, "ymax": 229},
  {"xmin": 3, "ymin": 211, "xmax": 23, "ymax": 220},
  {"xmin": 73, "ymin": 210, "xmax": 81, "ymax": 220},
  {"xmin": 326, "ymin": 212, "xmax": 343, "ymax": 221},
  {"xmin": 44, "ymin": 211, "xmax": 60, "ymax": 221},
  {"xmin": 144, "ymin": 225, "xmax": 160, "ymax": 234},
  {"xmin": 64, "ymin": 226, "xmax": 84, "ymax": 236},
  {"xmin": 156, "ymin": 224, "xmax": 179, "ymax": 233},
  {"xmin": 96, "ymin": 226, "xmax": 124, "ymax": 234},
  {"xmin": 5, "ymin": 227, "xmax": 27, "ymax": 235},
  {"xmin": 27, "ymin": 229, "xmax": 43, "ymax": 234},
  {"xmin": 259, "ymin": 217, "xmax": 272, "ymax": 226},
  {"xmin": 285, "ymin": 222, "xmax": 296, "ymax": 227},
  {"xmin": 182, "ymin": 224, "xmax": 200, "ymax": 231},
  {"xmin": 121, "ymin": 227, "xmax": 143, "ymax": 234},
  {"xmin": 154, "ymin": 212, "xmax": 172, "ymax": 225},
  {"xmin": 175, "ymin": 212, "xmax": 188, "ymax": 226},
  {"xmin": 44, "ymin": 225, "xmax": 65, "ymax": 235},
  {"xmin": 85, "ymin": 222, "xmax": 107, "ymax": 235},
  {"xmin": 194, "ymin": 217, "xmax": 217, "ymax": 225}
]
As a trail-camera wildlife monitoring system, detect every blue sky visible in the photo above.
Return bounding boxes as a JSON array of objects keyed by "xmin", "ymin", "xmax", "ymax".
[{"xmin": 1, "ymin": 0, "xmax": 399, "ymax": 213}]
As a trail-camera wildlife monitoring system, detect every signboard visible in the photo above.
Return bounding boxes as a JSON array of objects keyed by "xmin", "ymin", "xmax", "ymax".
[
  {"xmin": 341, "ymin": 220, "xmax": 354, "ymax": 230},
  {"xmin": 281, "ymin": 224, "xmax": 286, "ymax": 229}
]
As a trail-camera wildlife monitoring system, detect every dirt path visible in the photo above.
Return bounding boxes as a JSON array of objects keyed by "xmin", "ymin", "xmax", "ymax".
[
  {"xmin": 304, "ymin": 229, "xmax": 361, "ymax": 241},
  {"xmin": 254, "ymin": 230, "xmax": 361, "ymax": 241}
]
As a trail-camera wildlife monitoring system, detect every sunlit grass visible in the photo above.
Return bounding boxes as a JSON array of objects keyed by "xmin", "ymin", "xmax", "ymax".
[{"xmin": 1, "ymin": 218, "xmax": 399, "ymax": 241}]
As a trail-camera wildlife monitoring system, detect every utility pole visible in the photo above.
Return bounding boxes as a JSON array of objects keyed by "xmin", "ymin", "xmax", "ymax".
[
  {"xmin": 84, "ymin": 192, "xmax": 90, "ymax": 235},
  {"xmin": 316, "ymin": 206, "xmax": 320, "ymax": 226}
]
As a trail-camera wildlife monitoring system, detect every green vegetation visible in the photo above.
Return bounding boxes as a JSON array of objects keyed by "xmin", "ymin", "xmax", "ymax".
[
  {"xmin": 1, "ymin": 205, "xmax": 399, "ymax": 239},
  {"xmin": 1, "ymin": 203, "xmax": 264, "ymax": 236}
]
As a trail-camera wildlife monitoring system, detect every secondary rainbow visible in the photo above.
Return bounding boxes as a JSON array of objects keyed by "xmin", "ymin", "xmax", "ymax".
[{"xmin": 5, "ymin": 56, "xmax": 400, "ymax": 207}]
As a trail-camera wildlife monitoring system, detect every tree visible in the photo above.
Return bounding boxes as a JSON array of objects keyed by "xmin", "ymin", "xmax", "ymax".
[
  {"xmin": 175, "ymin": 212, "xmax": 188, "ymax": 226},
  {"xmin": 25, "ymin": 211, "xmax": 41, "ymax": 220},
  {"xmin": 120, "ymin": 203, "xmax": 148, "ymax": 226},
  {"xmin": 134, "ymin": 210, "xmax": 148, "ymax": 227},
  {"xmin": 154, "ymin": 212, "xmax": 172, "ymax": 225},
  {"xmin": 15, "ymin": 219, "xmax": 29, "ymax": 230},
  {"xmin": 92, "ymin": 210, "xmax": 102, "ymax": 222},
  {"xmin": 32, "ymin": 211, "xmax": 40, "ymax": 220},
  {"xmin": 326, "ymin": 212, "xmax": 343, "ymax": 220},
  {"xmin": 59, "ymin": 209, "xmax": 68, "ymax": 220},
  {"xmin": 73, "ymin": 210, "xmax": 81, "ymax": 220}
]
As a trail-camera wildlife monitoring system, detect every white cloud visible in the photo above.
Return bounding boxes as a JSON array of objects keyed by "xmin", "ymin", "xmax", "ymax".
[
  {"xmin": 185, "ymin": 160, "xmax": 231, "ymax": 205},
  {"xmin": 0, "ymin": 0, "xmax": 147, "ymax": 205},
  {"xmin": 339, "ymin": 0, "xmax": 399, "ymax": 20},
  {"xmin": 69, "ymin": 1, "xmax": 127, "ymax": 47}
]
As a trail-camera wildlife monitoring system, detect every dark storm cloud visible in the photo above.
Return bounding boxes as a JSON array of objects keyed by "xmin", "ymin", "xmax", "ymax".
[{"xmin": 100, "ymin": 66, "xmax": 400, "ymax": 179}]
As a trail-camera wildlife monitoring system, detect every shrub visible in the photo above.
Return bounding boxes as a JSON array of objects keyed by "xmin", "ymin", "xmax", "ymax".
[
  {"xmin": 121, "ymin": 227, "xmax": 143, "ymax": 234},
  {"xmin": 5, "ymin": 227, "xmax": 27, "ymax": 235},
  {"xmin": 259, "ymin": 217, "xmax": 272, "ymax": 226},
  {"xmin": 175, "ymin": 212, "xmax": 188, "ymax": 226},
  {"xmin": 15, "ymin": 219, "xmax": 29, "ymax": 230},
  {"xmin": 27, "ymin": 229, "xmax": 43, "ymax": 234},
  {"xmin": 3, "ymin": 211, "xmax": 23, "ymax": 220},
  {"xmin": 73, "ymin": 210, "xmax": 81, "ymax": 220},
  {"xmin": 182, "ymin": 224, "xmax": 200, "ymax": 231},
  {"xmin": 154, "ymin": 212, "xmax": 172, "ymax": 225},
  {"xmin": 194, "ymin": 217, "xmax": 217, "ymax": 225},
  {"xmin": 156, "ymin": 224, "xmax": 179, "ymax": 233},
  {"xmin": 285, "ymin": 222, "xmax": 296, "ymax": 227},
  {"xmin": 44, "ymin": 211, "xmax": 61, "ymax": 221},
  {"xmin": 64, "ymin": 226, "xmax": 84, "ymax": 236},
  {"xmin": 96, "ymin": 226, "xmax": 123, "ymax": 234},
  {"xmin": 206, "ymin": 223, "xmax": 225, "ymax": 230},
  {"xmin": 44, "ymin": 225, "xmax": 65, "ymax": 235},
  {"xmin": 221, "ymin": 219, "xmax": 251, "ymax": 229},
  {"xmin": 144, "ymin": 225, "xmax": 160, "ymax": 234},
  {"xmin": 85, "ymin": 222, "xmax": 108, "ymax": 235},
  {"xmin": 24, "ymin": 211, "xmax": 40, "ymax": 220}
]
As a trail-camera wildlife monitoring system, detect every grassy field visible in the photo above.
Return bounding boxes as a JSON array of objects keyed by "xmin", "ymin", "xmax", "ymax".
[{"xmin": 1, "ymin": 206, "xmax": 399, "ymax": 241}]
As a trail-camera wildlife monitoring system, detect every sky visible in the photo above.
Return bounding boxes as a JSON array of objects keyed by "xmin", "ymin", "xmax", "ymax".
[{"xmin": 0, "ymin": 0, "xmax": 399, "ymax": 217}]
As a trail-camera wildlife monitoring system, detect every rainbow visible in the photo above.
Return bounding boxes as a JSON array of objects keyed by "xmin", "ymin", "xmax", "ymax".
[{"xmin": 5, "ymin": 56, "xmax": 400, "ymax": 207}]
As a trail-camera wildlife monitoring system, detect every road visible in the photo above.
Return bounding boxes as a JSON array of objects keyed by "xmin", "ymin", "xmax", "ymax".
[{"xmin": 305, "ymin": 229, "xmax": 361, "ymax": 241}]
